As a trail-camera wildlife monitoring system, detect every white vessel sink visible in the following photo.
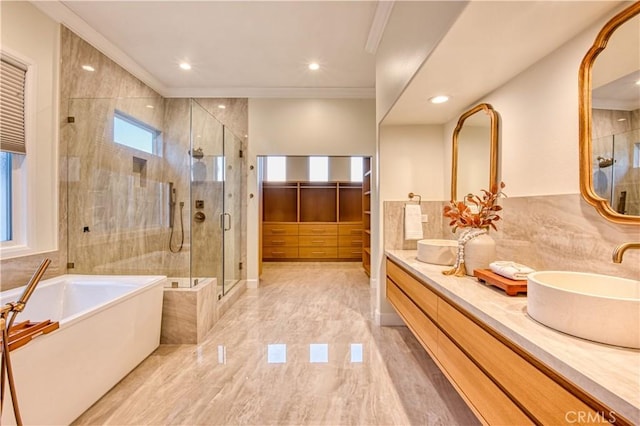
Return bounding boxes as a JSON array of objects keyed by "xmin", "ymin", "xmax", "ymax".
[
  {"xmin": 417, "ymin": 239, "xmax": 457, "ymax": 266},
  {"xmin": 527, "ymin": 271, "xmax": 640, "ymax": 349}
]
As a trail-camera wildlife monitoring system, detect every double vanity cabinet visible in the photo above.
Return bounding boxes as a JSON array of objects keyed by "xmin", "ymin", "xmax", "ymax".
[{"xmin": 385, "ymin": 251, "xmax": 639, "ymax": 425}]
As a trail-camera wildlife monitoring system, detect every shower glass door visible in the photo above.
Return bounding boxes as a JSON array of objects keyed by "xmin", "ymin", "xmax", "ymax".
[
  {"xmin": 190, "ymin": 100, "xmax": 224, "ymax": 292},
  {"xmin": 222, "ymin": 127, "xmax": 243, "ymax": 294}
]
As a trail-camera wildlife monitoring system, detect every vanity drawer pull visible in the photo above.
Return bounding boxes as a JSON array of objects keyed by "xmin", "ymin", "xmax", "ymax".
[{"xmin": 271, "ymin": 240, "xmax": 285, "ymax": 245}]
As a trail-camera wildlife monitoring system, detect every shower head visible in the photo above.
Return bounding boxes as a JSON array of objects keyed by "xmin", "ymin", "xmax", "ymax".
[
  {"xmin": 597, "ymin": 156, "xmax": 614, "ymax": 168},
  {"xmin": 190, "ymin": 147, "xmax": 204, "ymax": 159}
]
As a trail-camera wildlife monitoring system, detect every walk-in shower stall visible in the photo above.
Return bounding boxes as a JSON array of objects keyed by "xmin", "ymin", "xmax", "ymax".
[
  {"xmin": 592, "ymin": 110, "xmax": 640, "ymax": 216},
  {"xmin": 66, "ymin": 97, "xmax": 243, "ymax": 295}
]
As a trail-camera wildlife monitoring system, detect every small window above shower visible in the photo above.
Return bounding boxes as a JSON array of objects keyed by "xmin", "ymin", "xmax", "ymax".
[{"xmin": 113, "ymin": 110, "xmax": 161, "ymax": 155}]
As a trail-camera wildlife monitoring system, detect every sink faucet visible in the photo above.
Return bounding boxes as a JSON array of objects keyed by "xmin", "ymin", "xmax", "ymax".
[{"xmin": 612, "ymin": 242, "xmax": 640, "ymax": 263}]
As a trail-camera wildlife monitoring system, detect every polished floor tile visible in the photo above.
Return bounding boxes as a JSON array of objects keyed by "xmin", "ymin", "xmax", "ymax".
[{"xmin": 73, "ymin": 262, "xmax": 478, "ymax": 425}]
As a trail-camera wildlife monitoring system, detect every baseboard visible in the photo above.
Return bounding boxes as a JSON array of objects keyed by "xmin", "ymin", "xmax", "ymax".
[
  {"xmin": 375, "ymin": 309, "xmax": 405, "ymax": 326},
  {"xmin": 246, "ymin": 278, "xmax": 259, "ymax": 289}
]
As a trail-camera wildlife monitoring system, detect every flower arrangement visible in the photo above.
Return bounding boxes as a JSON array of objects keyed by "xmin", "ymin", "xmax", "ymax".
[{"xmin": 443, "ymin": 182, "xmax": 505, "ymax": 233}]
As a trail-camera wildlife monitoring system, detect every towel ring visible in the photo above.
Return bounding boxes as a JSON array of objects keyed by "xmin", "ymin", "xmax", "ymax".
[{"xmin": 408, "ymin": 192, "xmax": 422, "ymax": 204}]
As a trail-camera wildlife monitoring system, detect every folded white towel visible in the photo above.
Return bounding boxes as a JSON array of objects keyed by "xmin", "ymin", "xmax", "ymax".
[
  {"xmin": 490, "ymin": 261, "xmax": 535, "ymax": 281},
  {"xmin": 404, "ymin": 204, "xmax": 423, "ymax": 240}
]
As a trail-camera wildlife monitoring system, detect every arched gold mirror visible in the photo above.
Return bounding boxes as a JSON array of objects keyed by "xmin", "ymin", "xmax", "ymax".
[
  {"xmin": 579, "ymin": 2, "xmax": 640, "ymax": 224},
  {"xmin": 451, "ymin": 103, "xmax": 499, "ymax": 201}
]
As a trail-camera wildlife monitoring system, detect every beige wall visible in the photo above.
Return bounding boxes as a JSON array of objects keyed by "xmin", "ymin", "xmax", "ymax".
[
  {"xmin": 0, "ymin": 2, "xmax": 61, "ymax": 288},
  {"xmin": 247, "ymin": 98, "xmax": 376, "ymax": 285},
  {"xmin": 379, "ymin": 125, "xmax": 446, "ymax": 201},
  {"xmin": 248, "ymin": 98, "xmax": 376, "ymax": 157}
]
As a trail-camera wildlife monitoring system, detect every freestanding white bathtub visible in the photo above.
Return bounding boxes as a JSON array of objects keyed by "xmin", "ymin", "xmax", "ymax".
[{"xmin": 0, "ymin": 274, "xmax": 165, "ymax": 425}]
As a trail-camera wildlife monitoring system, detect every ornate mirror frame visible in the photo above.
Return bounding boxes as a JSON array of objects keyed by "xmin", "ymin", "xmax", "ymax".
[
  {"xmin": 451, "ymin": 103, "xmax": 499, "ymax": 201},
  {"xmin": 578, "ymin": 2, "xmax": 640, "ymax": 224}
]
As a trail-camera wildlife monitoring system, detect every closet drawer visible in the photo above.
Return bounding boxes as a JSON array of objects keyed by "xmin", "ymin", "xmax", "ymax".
[
  {"xmin": 338, "ymin": 223, "xmax": 362, "ymax": 236},
  {"xmin": 263, "ymin": 223, "xmax": 298, "ymax": 236},
  {"xmin": 338, "ymin": 235, "xmax": 363, "ymax": 247},
  {"xmin": 338, "ymin": 247, "xmax": 362, "ymax": 259},
  {"xmin": 262, "ymin": 247, "xmax": 299, "ymax": 259},
  {"xmin": 438, "ymin": 299, "xmax": 597, "ymax": 424},
  {"xmin": 386, "ymin": 259, "xmax": 438, "ymax": 319},
  {"xmin": 299, "ymin": 247, "xmax": 338, "ymax": 258},
  {"xmin": 299, "ymin": 235, "xmax": 337, "ymax": 247},
  {"xmin": 262, "ymin": 235, "xmax": 298, "ymax": 246},
  {"xmin": 298, "ymin": 224, "xmax": 338, "ymax": 236}
]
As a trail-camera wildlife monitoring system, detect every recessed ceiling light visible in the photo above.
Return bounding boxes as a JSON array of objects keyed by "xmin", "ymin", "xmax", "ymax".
[
  {"xmin": 635, "ymin": 79, "xmax": 640, "ymax": 86},
  {"xmin": 218, "ymin": 104, "xmax": 226, "ymax": 109},
  {"xmin": 145, "ymin": 104, "xmax": 154, "ymax": 109},
  {"xmin": 429, "ymin": 95, "xmax": 449, "ymax": 104},
  {"xmin": 179, "ymin": 62, "xmax": 191, "ymax": 70},
  {"xmin": 308, "ymin": 62, "xmax": 320, "ymax": 71},
  {"xmin": 617, "ymin": 118, "xmax": 627, "ymax": 122},
  {"xmin": 81, "ymin": 65, "xmax": 95, "ymax": 72}
]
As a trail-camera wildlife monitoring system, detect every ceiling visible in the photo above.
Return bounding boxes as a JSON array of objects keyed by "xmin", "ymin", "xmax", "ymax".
[
  {"xmin": 381, "ymin": 1, "xmax": 626, "ymax": 125},
  {"xmin": 32, "ymin": 0, "xmax": 626, "ymax": 124},
  {"xmin": 37, "ymin": 0, "xmax": 381, "ymax": 98}
]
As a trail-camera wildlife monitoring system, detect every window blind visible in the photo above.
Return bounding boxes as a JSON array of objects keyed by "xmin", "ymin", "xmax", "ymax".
[{"xmin": 0, "ymin": 56, "xmax": 27, "ymax": 154}]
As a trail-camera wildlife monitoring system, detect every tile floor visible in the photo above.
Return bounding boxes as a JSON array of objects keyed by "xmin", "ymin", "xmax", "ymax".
[{"xmin": 73, "ymin": 262, "xmax": 478, "ymax": 425}]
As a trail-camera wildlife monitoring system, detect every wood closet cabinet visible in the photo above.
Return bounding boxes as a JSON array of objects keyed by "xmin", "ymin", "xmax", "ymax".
[{"xmin": 262, "ymin": 181, "xmax": 363, "ymax": 261}]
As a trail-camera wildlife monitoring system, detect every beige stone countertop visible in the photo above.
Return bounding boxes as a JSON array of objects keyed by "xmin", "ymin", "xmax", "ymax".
[{"xmin": 386, "ymin": 249, "xmax": 640, "ymax": 424}]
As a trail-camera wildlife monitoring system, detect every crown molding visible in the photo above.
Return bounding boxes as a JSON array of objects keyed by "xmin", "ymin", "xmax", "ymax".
[
  {"xmin": 365, "ymin": 1, "xmax": 395, "ymax": 54},
  {"xmin": 31, "ymin": 0, "xmax": 169, "ymax": 96},
  {"xmin": 163, "ymin": 86, "xmax": 375, "ymax": 99}
]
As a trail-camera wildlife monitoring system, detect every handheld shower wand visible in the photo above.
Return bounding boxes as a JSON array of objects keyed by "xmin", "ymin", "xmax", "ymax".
[
  {"xmin": 1, "ymin": 258, "xmax": 51, "ymax": 425},
  {"xmin": 168, "ymin": 182, "xmax": 184, "ymax": 253},
  {"xmin": 169, "ymin": 182, "xmax": 176, "ymax": 228}
]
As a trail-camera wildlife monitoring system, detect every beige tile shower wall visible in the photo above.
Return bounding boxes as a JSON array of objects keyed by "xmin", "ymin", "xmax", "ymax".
[
  {"xmin": 61, "ymin": 27, "xmax": 186, "ymax": 276},
  {"xmin": 384, "ymin": 195, "xmax": 639, "ymax": 281}
]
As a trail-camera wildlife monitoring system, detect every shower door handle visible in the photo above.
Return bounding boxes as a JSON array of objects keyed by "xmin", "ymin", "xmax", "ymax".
[{"xmin": 223, "ymin": 212, "xmax": 232, "ymax": 231}]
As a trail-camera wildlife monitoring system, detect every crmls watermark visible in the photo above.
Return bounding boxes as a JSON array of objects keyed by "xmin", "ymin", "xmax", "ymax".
[{"xmin": 565, "ymin": 410, "xmax": 616, "ymax": 424}]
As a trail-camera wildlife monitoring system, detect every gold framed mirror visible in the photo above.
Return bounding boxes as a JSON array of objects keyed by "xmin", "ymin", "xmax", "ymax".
[
  {"xmin": 451, "ymin": 103, "xmax": 499, "ymax": 201},
  {"xmin": 579, "ymin": 2, "xmax": 640, "ymax": 224}
]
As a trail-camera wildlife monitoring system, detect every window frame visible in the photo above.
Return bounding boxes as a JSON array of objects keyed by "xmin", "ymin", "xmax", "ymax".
[
  {"xmin": 1, "ymin": 44, "xmax": 59, "ymax": 260},
  {"xmin": 113, "ymin": 110, "xmax": 161, "ymax": 155},
  {"xmin": 308, "ymin": 156, "xmax": 329, "ymax": 182},
  {"xmin": 265, "ymin": 156, "xmax": 287, "ymax": 182}
]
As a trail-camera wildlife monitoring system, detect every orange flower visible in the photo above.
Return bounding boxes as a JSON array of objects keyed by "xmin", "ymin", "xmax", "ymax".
[{"xmin": 443, "ymin": 182, "xmax": 505, "ymax": 233}]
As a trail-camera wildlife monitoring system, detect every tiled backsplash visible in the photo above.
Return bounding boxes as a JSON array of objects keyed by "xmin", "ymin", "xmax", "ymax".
[{"xmin": 384, "ymin": 193, "xmax": 639, "ymax": 280}]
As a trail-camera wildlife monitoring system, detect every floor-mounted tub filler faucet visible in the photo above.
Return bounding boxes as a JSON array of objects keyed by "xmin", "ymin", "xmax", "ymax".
[
  {"xmin": 612, "ymin": 242, "xmax": 640, "ymax": 263},
  {"xmin": 1, "ymin": 258, "xmax": 51, "ymax": 426}
]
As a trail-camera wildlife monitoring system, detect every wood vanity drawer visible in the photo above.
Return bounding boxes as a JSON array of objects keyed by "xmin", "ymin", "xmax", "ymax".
[
  {"xmin": 387, "ymin": 278, "xmax": 438, "ymax": 354},
  {"xmin": 262, "ymin": 247, "xmax": 299, "ymax": 259},
  {"xmin": 338, "ymin": 235, "xmax": 363, "ymax": 247},
  {"xmin": 298, "ymin": 223, "xmax": 338, "ymax": 236},
  {"xmin": 437, "ymin": 299, "xmax": 597, "ymax": 424},
  {"xmin": 338, "ymin": 223, "xmax": 362, "ymax": 236},
  {"xmin": 386, "ymin": 259, "xmax": 438, "ymax": 319},
  {"xmin": 262, "ymin": 235, "xmax": 298, "ymax": 246},
  {"xmin": 299, "ymin": 247, "xmax": 338, "ymax": 258},
  {"xmin": 298, "ymin": 235, "xmax": 338, "ymax": 247},
  {"xmin": 338, "ymin": 247, "xmax": 362, "ymax": 259},
  {"xmin": 263, "ymin": 223, "xmax": 298, "ymax": 236},
  {"xmin": 437, "ymin": 331, "xmax": 532, "ymax": 425}
]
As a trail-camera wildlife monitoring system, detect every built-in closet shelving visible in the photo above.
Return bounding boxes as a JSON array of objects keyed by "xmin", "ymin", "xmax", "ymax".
[
  {"xmin": 362, "ymin": 158, "xmax": 371, "ymax": 276},
  {"xmin": 262, "ymin": 181, "xmax": 363, "ymax": 261}
]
